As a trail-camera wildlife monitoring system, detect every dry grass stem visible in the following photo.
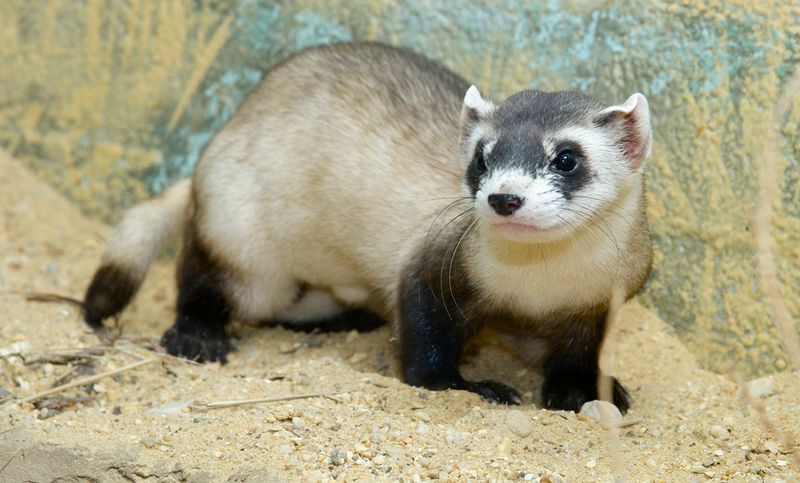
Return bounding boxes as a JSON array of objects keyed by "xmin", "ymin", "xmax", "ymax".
[
  {"xmin": 753, "ymin": 69, "xmax": 800, "ymax": 371},
  {"xmin": 735, "ymin": 373, "xmax": 800, "ymax": 468},
  {"xmin": 13, "ymin": 357, "xmax": 157, "ymax": 406},
  {"xmin": 192, "ymin": 391, "xmax": 351, "ymax": 410},
  {"xmin": 598, "ymin": 284, "xmax": 628, "ymax": 480}
]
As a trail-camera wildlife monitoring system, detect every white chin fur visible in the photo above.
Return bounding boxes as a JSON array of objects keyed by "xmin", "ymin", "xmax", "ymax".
[{"xmin": 484, "ymin": 219, "xmax": 575, "ymax": 243}]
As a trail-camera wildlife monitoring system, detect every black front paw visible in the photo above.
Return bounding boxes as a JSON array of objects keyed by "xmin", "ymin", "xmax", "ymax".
[
  {"xmin": 542, "ymin": 375, "xmax": 630, "ymax": 413},
  {"xmin": 458, "ymin": 380, "xmax": 522, "ymax": 405},
  {"xmin": 160, "ymin": 324, "xmax": 234, "ymax": 363}
]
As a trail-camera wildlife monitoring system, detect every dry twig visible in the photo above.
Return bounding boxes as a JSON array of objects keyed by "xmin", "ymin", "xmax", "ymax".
[
  {"xmin": 13, "ymin": 357, "xmax": 156, "ymax": 406},
  {"xmin": 191, "ymin": 391, "xmax": 351, "ymax": 411}
]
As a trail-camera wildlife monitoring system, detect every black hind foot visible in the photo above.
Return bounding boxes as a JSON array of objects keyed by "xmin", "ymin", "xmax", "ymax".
[
  {"xmin": 542, "ymin": 373, "xmax": 630, "ymax": 413},
  {"xmin": 160, "ymin": 321, "xmax": 234, "ymax": 363},
  {"xmin": 266, "ymin": 309, "xmax": 387, "ymax": 333},
  {"xmin": 162, "ymin": 222, "xmax": 234, "ymax": 363}
]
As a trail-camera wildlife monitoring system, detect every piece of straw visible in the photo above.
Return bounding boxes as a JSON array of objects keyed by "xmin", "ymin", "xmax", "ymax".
[
  {"xmin": 192, "ymin": 391, "xmax": 350, "ymax": 410},
  {"xmin": 14, "ymin": 357, "xmax": 156, "ymax": 405}
]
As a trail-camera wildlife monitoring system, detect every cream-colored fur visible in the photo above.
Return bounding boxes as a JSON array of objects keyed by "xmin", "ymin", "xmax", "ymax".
[
  {"xmin": 192, "ymin": 45, "xmax": 468, "ymax": 321},
  {"xmin": 102, "ymin": 179, "xmax": 191, "ymax": 282}
]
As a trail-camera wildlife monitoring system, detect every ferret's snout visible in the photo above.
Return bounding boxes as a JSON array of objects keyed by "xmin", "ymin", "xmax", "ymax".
[{"xmin": 487, "ymin": 193, "xmax": 523, "ymax": 216}]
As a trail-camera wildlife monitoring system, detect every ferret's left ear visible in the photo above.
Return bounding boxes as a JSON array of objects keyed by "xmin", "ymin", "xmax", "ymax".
[{"xmin": 595, "ymin": 93, "xmax": 652, "ymax": 169}]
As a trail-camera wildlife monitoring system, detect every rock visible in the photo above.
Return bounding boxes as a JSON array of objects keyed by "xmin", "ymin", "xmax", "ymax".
[
  {"xmin": 690, "ymin": 464, "xmax": 705, "ymax": 474},
  {"xmin": 579, "ymin": 400, "xmax": 622, "ymax": 427},
  {"xmin": 505, "ymin": 409, "xmax": 534, "ymax": 437},
  {"xmin": 330, "ymin": 448, "xmax": 346, "ymax": 465},
  {"xmin": 445, "ymin": 429, "xmax": 467, "ymax": 443},
  {"xmin": 709, "ymin": 425, "xmax": 730, "ymax": 440},
  {"xmin": 746, "ymin": 377, "xmax": 774, "ymax": 398},
  {"xmin": 291, "ymin": 417, "xmax": 306, "ymax": 431},
  {"xmin": 278, "ymin": 342, "xmax": 296, "ymax": 354},
  {"xmin": 415, "ymin": 423, "xmax": 429, "ymax": 436},
  {"xmin": 414, "ymin": 411, "xmax": 431, "ymax": 422},
  {"xmin": 764, "ymin": 441, "xmax": 780, "ymax": 454}
]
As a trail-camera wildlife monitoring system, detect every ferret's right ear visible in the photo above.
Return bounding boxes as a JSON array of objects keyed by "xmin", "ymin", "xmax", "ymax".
[
  {"xmin": 461, "ymin": 85, "xmax": 493, "ymax": 134},
  {"xmin": 595, "ymin": 93, "xmax": 652, "ymax": 169}
]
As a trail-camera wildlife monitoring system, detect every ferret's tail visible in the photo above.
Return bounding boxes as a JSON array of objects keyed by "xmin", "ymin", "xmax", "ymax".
[{"xmin": 83, "ymin": 179, "xmax": 192, "ymax": 330}]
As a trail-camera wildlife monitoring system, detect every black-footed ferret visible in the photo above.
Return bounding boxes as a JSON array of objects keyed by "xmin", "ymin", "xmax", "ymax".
[{"xmin": 83, "ymin": 42, "xmax": 652, "ymax": 412}]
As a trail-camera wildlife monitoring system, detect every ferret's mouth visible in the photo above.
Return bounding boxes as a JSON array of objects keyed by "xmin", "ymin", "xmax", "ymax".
[{"xmin": 489, "ymin": 221, "xmax": 554, "ymax": 234}]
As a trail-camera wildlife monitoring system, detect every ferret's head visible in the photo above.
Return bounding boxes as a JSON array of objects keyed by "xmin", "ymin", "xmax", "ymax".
[{"xmin": 459, "ymin": 86, "xmax": 652, "ymax": 243}]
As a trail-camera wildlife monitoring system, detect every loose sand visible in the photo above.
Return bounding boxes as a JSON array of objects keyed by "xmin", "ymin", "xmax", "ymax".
[{"xmin": 1, "ymin": 151, "xmax": 798, "ymax": 481}]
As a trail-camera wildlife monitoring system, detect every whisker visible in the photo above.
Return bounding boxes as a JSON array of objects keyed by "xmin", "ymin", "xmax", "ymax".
[
  {"xmin": 435, "ymin": 208, "xmax": 476, "ymax": 319},
  {"xmin": 424, "ymin": 207, "xmax": 475, "ymax": 306},
  {"xmin": 447, "ymin": 217, "xmax": 480, "ymax": 319}
]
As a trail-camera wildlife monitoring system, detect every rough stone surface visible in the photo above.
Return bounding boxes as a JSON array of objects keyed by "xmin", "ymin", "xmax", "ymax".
[{"xmin": 0, "ymin": 1, "xmax": 798, "ymax": 376}]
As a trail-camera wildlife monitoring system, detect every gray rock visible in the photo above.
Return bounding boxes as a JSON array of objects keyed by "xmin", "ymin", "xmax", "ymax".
[
  {"xmin": 579, "ymin": 400, "xmax": 623, "ymax": 427},
  {"xmin": 505, "ymin": 409, "xmax": 534, "ymax": 437}
]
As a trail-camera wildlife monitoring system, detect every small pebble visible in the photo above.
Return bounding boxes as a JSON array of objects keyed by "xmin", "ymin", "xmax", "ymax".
[
  {"xmin": 414, "ymin": 411, "xmax": 431, "ymax": 422},
  {"xmin": 445, "ymin": 429, "xmax": 467, "ymax": 443},
  {"xmin": 292, "ymin": 417, "xmax": 307, "ymax": 431},
  {"xmin": 579, "ymin": 400, "xmax": 622, "ymax": 427},
  {"xmin": 709, "ymin": 425, "xmax": 729, "ymax": 440},
  {"xmin": 764, "ymin": 441, "xmax": 780, "ymax": 454},
  {"xmin": 505, "ymin": 409, "xmax": 533, "ymax": 437},
  {"xmin": 416, "ymin": 423, "xmax": 429, "ymax": 436},
  {"xmin": 585, "ymin": 459, "xmax": 596, "ymax": 469},
  {"xmin": 278, "ymin": 342, "xmax": 296, "ymax": 354},
  {"xmin": 330, "ymin": 448, "xmax": 346, "ymax": 465},
  {"xmin": 690, "ymin": 464, "xmax": 705, "ymax": 474},
  {"xmin": 745, "ymin": 377, "xmax": 773, "ymax": 398},
  {"xmin": 139, "ymin": 436, "xmax": 157, "ymax": 448}
]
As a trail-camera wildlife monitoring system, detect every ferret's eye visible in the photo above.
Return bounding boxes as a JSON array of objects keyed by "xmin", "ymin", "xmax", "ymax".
[
  {"xmin": 473, "ymin": 147, "xmax": 487, "ymax": 175},
  {"xmin": 552, "ymin": 150, "xmax": 578, "ymax": 173}
]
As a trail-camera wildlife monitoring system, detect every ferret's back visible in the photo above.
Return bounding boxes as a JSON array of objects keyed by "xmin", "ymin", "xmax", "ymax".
[{"xmin": 192, "ymin": 43, "xmax": 472, "ymax": 296}]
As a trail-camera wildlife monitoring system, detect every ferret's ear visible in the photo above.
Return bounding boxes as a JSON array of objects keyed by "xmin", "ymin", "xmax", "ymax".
[
  {"xmin": 461, "ymin": 85, "xmax": 493, "ymax": 135},
  {"xmin": 595, "ymin": 93, "xmax": 652, "ymax": 169}
]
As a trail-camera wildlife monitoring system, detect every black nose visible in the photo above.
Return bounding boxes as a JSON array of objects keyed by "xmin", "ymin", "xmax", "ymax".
[{"xmin": 487, "ymin": 193, "xmax": 523, "ymax": 216}]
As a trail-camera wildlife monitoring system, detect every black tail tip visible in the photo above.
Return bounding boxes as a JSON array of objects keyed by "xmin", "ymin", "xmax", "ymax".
[{"xmin": 83, "ymin": 263, "xmax": 139, "ymax": 329}]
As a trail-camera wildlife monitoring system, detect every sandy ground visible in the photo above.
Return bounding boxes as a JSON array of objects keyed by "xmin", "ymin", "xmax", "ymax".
[{"xmin": 0, "ymin": 150, "xmax": 798, "ymax": 482}]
